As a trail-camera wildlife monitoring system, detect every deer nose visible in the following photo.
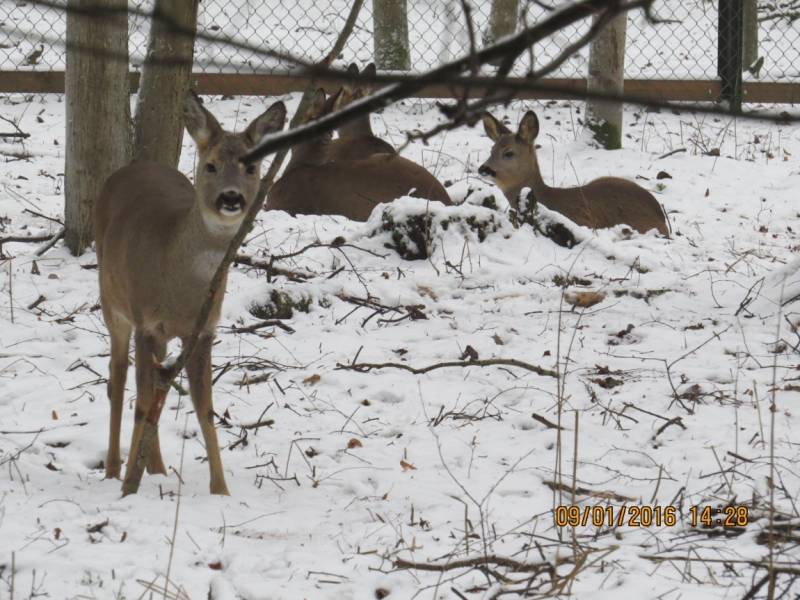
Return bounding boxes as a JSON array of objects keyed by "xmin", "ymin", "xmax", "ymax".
[
  {"xmin": 478, "ymin": 164, "xmax": 496, "ymax": 178},
  {"xmin": 216, "ymin": 191, "xmax": 245, "ymax": 214}
]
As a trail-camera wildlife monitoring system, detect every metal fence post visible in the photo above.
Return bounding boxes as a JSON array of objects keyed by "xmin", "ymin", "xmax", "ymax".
[{"xmin": 718, "ymin": 0, "xmax": 744, "ymax": 112}]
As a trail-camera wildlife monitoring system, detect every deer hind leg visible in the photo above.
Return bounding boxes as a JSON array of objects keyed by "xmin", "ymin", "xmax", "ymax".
[
  {"xmin": 185, "ymin": 331, "xmax": 230, "ymax": 495},
  {"xmin": 123, "ymin": 329, "xmax": 168, "ymax": 484},
  {"xmin": 104, "ymin": 310, "xmax": 132, "ymax": 479}
]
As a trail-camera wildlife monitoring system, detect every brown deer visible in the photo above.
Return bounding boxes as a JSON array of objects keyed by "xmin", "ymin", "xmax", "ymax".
[
  {"xmin": 94, "ymin": 91, "xmax": 286, "ymax": 495},
  {"xmin": 479, "ymin": 111, "xmax": 668, "ymax": 235},
  {"xmin": 327, "ymin": 63, "xmax": 396, "ymax": 162},
  {"xmin": 267, "ymin": 88, "xmax": 451, "ymax": 222}
]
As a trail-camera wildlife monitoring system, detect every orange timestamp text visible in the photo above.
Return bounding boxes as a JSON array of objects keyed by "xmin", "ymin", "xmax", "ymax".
[
  {"xmin": 556, "ymin": 505, "xmax": 750, "ymax": 528},
  {"xmin": 556, "ymin": 505, "xmax": 677, "ymax": 527}
]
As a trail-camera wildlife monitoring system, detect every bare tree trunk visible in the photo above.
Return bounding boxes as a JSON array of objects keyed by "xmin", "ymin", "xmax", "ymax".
[
  {"xmin": 586, "ymin": 11, "xmax": 626, "ymax": 150},
  {"xmin": 485, "ymin": 0, "xmax": 520, "ymax": 66},
  {"xmin": 133, "ymin": 0, "xmax": 199, "ymax": 166},
  {"xmin": 65, "ymin": 0, "xmax": 131, "ymax": 255},
  {"xmin": 486, "ymin": 0, "xmax": 519, "ymax": 44},
  {"xmin": 742, "ymin": 0, "xmax": 758, "ymax": 71},
  {"xmin": 373, "ymin": 0, "xmax": 410, "ymax": 70}
]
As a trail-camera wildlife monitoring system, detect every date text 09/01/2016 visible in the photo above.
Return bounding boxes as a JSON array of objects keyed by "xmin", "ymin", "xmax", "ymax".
[{"xmin": 555, "ymin": 505, "xmax": 749, "ymax": 528}]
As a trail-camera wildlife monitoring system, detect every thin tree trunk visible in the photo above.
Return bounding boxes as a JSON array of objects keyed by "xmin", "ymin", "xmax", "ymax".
[
  {"xmin": 485, "ymin": 0, "xmax": 520, "ymax": 66},
  {"xmin": 742, "ymin": 0, "xmax": 758, "ymax": 71},
  {"xmin": 133, "ymin": 0, "xmax": 199, "ymax": 166},
  {"xmin": 373, "ymin": 0, "xmax": 410, "ymax": 70},
  {"xmin": 486, "ymin": 0, "xmax": 520, "ymax": 45},
  {"xmin": 586, "ymin": 11, "xmax": 626, "ymax": 150},
  {"xmin": 65, "ymin": 0, "xmax": 131, "ymax": 255}
]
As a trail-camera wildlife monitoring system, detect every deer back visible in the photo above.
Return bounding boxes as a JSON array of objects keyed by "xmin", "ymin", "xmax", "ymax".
[
  {"xmin": 269, "ymin": 153, "xmax": 451, "ymax": 221},
  {"xmin": 270, "ymin": 88, "xmax": 450, "ymax": 221},
  {"xmin": 529, "ymin": 177, "xmax": 669, "ymax": 235},
  {"xmin": 328, "ymin": 134, "xmax": 396, "ymax": 162}
]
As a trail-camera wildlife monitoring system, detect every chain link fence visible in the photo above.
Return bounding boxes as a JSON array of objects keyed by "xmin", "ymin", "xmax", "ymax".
[{"xmin": 1, "ymin": 0, "xmax": 799, "ymax": 86}]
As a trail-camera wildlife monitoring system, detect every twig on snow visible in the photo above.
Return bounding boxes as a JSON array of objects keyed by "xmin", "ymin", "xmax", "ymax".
[
  {"xmin": 337, "ymin": 358, "xmax": 557, "ymax": 378},
  {"xmin": 394, "ymin": 554, "xmax": 554, "ymax": 574}
]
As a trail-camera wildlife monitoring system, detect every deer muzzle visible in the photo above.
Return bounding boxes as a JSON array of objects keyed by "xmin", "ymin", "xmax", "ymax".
[
  {"xmin": 216, "ymin": 191, "xmax": 246, "ymax": 215},
  {"xmin": 478, "ymin": 164, "xmax": 496, "ymax": 178}
]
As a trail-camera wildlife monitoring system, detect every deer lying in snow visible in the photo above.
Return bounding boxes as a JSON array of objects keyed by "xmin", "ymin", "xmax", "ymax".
[
  {"xmin": 94, "ymin": 91, "xmax": 286, "ymax": 495},
  {"xmin": 327, "ymin": 63, "xmax": 396, "ymax": 162},
  {"xmin": 267, "ymin": 88, "xmax": 451, "ymax": 222},
  {"xmin": 479, "ymin": 111, "xmax": 668, "ymax": 236}
]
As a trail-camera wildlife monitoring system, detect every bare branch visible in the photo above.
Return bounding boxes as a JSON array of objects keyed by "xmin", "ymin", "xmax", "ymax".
[
  {"xmin": 336, "ymin": 359, "xmax": 557, "ymax": 378},
  {"xmin": 394, "ymin": 555, "xmax": 554, "ymax": 573}
]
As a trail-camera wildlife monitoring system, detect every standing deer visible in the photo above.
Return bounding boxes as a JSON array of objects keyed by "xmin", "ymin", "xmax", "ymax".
[
  {"xmin": 479, "ymin": 111, "xmax": 668, "ymax": 235},
  {"xmin": 267, "ymin": 88, "xmax": 451, "ymax": 222},
  {"xmin": 327, "ymin": 63, "xmax": 396, "ymax": 162},
  {"xmin": 94, "ymin": 91, "xmax": 286, "ymax": 495}
]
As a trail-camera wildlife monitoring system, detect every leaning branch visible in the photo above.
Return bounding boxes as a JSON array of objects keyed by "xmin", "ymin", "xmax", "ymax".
[{"xmin": 336, "ymin": 359, "xmax": 557, "ymax": 378}]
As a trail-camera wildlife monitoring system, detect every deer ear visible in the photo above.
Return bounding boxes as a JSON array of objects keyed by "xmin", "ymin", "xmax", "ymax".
[
  {"xmin": 183, "ymin": 89, "xmax": 223, "ymax": 150},
  {"xmin": 517, "ymin": 111, "xmax": 540, "ymax": 144},
  {"xmin": 482, "ymin": 112, "xmax": 511, "ymax": 142},
  {"xmin": 342, "ymin": 63, "xmax": 360, "ymax": 96},
  {"xmin": 244, "ymin": 100, "xmax": 286, "ymax": 147},
  {"xmin": 360, "ymin": 62, "xmax": 377, "ymax": 95},
  {"xmin": 332, "ymin": 86, "xmax": 351, "ymax": 112},
  {"xmin": 325, "ymin": 88, "xmax": 344, "ymax": 115},
  {"xmin": 305, "ymin": 88, "xmax": 327, "ymax": 121}
]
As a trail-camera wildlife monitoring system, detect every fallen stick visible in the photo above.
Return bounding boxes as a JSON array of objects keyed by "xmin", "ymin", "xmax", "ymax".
[
  {"xmin": 1, "ymin": 231, "xmax": 57, "ymax": 253},
  {"xmin": 532, "ymin": 413, "xmax": 563, "ymax": 429},
  {"xmin": 226, "ymin": 320, "xmax": 295, "ymax": 334},
  {"xmin": 35, "ymin": 227, "xmax": 66, "ymax": 256},
  {"xmin": 394, "ymin": 555, "xmax": 553, "ymax": 573},
  {"xmin": 337, "ymin": 358, "xmax": 557, "ymax": 378}
]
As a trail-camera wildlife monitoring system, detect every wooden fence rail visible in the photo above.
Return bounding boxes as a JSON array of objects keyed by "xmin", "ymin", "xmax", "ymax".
[{"xmin": 1, "ymin": 72, "xmax": 799, "ymax": 104}]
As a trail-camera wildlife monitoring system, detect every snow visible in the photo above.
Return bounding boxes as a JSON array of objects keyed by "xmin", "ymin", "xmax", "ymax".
[{"xmin": 2, "ymin": 92, "xmax": 800, "ymax": 599}]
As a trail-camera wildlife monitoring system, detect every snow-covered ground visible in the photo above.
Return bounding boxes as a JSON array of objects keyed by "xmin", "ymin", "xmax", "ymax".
[{"xmin": 1, "ymin": 93, "xmax": 800, "ymax": 599}]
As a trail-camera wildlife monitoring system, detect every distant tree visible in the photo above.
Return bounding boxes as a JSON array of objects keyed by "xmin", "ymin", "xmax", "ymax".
[
  {"xmin": 485, "ymin": 0, "xmax": 519, "ymax": 48},
  {"xmin": 586, "ymin": 12, "xmax": 627, "ymax": 150},
  {"xmin": 373, "ymin": 0, "xmax": 410, "ymax": 70},
  {"xmin": 742, "ymin": 0, "xmax": 758, "ymax": 71},
  {"xmin": 485, "ymin": 0, "xmax": 521, "ymax": 66}
]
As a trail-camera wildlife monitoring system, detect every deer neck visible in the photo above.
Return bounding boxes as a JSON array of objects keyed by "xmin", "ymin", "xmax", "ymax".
[
  {"xmin": 337, "ymin": 116, "xmax": 373, "ymax": 138},
  {"xmin": 504, "ymin": 155, "xmax": 550, "ymax": 211},
  {"xmin": 284, "ymin": 131, "xmax": 331, "ymax": 174},
  {"xmin": 171, "ymin": 201, "xmax": 238, "ymax": 284}
]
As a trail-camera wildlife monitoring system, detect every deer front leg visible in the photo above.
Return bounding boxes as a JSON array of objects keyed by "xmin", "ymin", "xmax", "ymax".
[
  {"xmin": 185, "ymin": 331, "xmax": 230, "ymax": 495},
  {"xmin": 123, "ymin": 329, "xmax": 168, "ymax": 485},
  {"xmin": 104, "ymin": 311, "xmax": 132, "ymax": 479}
]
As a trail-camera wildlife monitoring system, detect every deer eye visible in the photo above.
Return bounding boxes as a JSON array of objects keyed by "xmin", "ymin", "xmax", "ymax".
[
  {"xmin": 205, "ymin": 163, "xmax": 217, "ymax": 173},
  {"xmin": 503, "ymin": 151, "xmax": 514, "ymax": 158},
  {"xmin": 246, "ymin": 164, "xmax": 256, "ymax": 175}
]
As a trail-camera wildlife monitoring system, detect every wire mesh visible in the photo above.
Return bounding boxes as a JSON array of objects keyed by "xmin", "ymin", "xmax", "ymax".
[{"xmin": 0, "ymin": 0, "xmax": 798, "ymax": 84}]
